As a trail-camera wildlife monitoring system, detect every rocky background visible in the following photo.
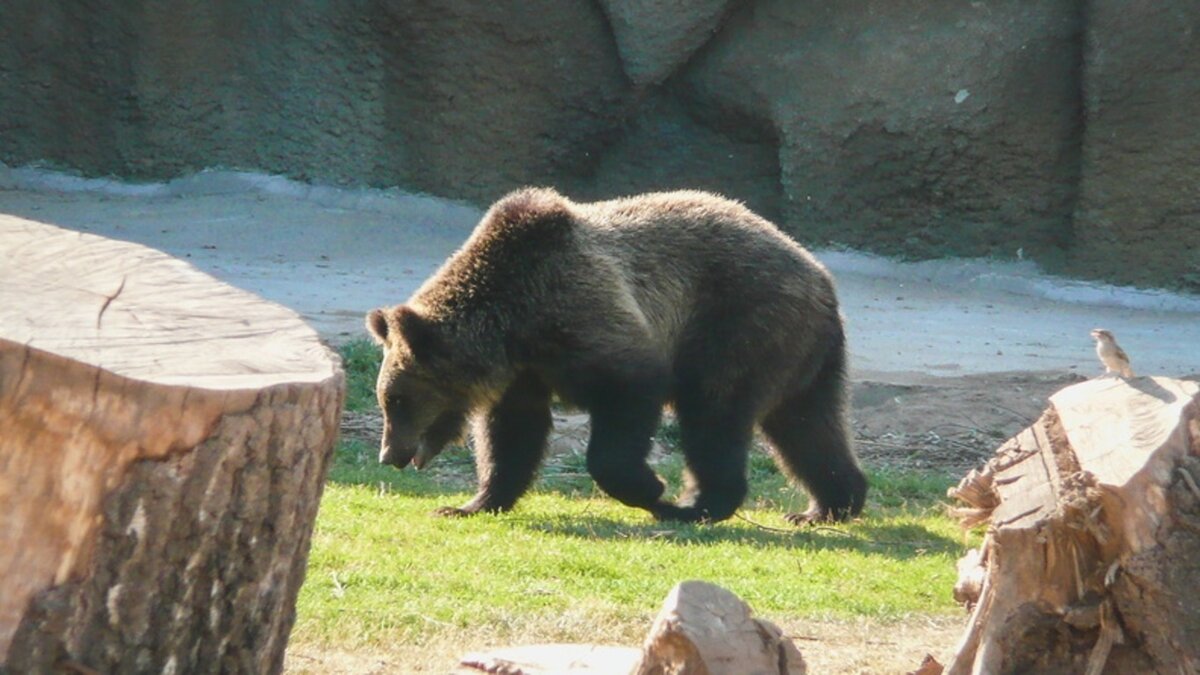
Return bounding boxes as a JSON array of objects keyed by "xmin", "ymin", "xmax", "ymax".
[{"xmin": 0, "ymin": 1, "xmax": 1196, "ymax": 290}]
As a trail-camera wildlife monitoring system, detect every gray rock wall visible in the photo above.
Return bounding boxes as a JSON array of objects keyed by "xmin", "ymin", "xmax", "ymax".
[
  {"xmin": 1071, "ymin": 0, "xmax": 1200, "ymax": 289},
  {"xmin": 1, "ymin": 0, "xmax": 1195, "ymax": 289},
  {"xmin": 678, "ymin": 1, "xmax": 1084, "ymax": 261}
]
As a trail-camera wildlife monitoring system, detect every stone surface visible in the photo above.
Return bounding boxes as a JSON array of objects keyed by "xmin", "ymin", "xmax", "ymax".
[
  {"xmin": 371, "ymin": 2, "xmax": 629, "ymax": 202},
  {"xmin": 597, "ymin": 0, "xmax": 733, "ymax": 86},
  {"xmin": 1070, "ymin": 0, "xmax": 1200, "ymax": 291},
  {"xmin": 578, "ymin": 90, "xmax": 782, "ymax": 220},
  {"xmin": 0, "ymin": 1, "xmax": 629, "ymax": 203},
  {"xmin": 0, "ymin": 1, "xmax": 1196, "ymax": 288},
  {"xmin": 683, "ymin": 0, "xmax": 1084, "ymax": 262}
]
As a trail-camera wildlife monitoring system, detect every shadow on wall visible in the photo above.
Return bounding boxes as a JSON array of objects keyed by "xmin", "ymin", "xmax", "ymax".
[{"xmin": 0, "ymin": 0, "xmax": 1196, "ymax": 290}]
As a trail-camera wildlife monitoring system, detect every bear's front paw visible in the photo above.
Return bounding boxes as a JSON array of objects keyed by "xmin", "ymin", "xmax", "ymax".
[
  {"xmin": 785, "ymin": 504, "xmax": 856, "ymax": 526},
  {"xmin": 650, "ymin": 503, "xmax": 715, "ymax": 524}
]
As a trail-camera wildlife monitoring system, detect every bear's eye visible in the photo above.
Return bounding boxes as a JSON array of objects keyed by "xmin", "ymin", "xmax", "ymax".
[{"xmin": 385, "ymin": 394, "xmax": 410, "ymax": 415}]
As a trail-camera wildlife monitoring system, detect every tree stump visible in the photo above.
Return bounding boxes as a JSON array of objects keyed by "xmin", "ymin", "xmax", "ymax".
[
  {"xmin": 0, "ymin": 216, "xmax": 343, "ymax": 673},
  {"xmin": 947, "ymin": 375, "xmax": 1200, "ymax": 674}
]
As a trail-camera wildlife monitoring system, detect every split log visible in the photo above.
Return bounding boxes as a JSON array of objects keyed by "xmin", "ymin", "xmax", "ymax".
[
  {"xmin": 632, "ymin": 580, "xmax": 806, "ymax": 675},
  {"xmin": 946, "ymin": 375, "xmax": 1200, "ymax": 675},
  {"xmin": 0, "ymin": 216, "xmax": 343, "ymax": 673}
]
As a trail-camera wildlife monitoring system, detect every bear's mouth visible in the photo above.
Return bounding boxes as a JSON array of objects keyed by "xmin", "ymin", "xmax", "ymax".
[
  {"xmin": 412, "ymin": 443, "xmax": 437, "ymax": 469},
  {"xmin": 379, "ymin": 440, "xmax": 438, "ymax": 470},
  {"xmin": 379, "ymin": 439, "xmax": 416, "ymax": 469}
]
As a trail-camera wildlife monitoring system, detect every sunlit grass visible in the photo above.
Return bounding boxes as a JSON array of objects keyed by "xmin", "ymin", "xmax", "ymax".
[
  {"xmin": 292, "ymin": 342, "xmax": 977, "ymax": 653},
  {"xmin": 339, "ymin": 339, "xmax": 381, "ymax": 412}
]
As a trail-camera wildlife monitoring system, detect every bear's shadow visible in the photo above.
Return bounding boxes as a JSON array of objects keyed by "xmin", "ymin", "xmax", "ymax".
[
  {"xmin": 506, "ymin": 514, "xmax": 962, "ymax": 560},
  {"xmin": 338, "ymin": 448, "xmax": 961, "ymax": 560}
]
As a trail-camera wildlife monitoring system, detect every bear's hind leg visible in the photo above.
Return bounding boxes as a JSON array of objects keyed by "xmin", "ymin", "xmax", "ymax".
[
  {"xmin": 760, "ymin": 352, "xmax": 866, "ymax": 524},
  {"xmin": 436, "ymin": 371, "xmax": 552, "ymax": 517}
]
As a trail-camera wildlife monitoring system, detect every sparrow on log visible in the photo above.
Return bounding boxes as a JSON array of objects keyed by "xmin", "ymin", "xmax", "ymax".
[{"xmin": 1091, "ymin": 328, "xmax": 1134, "ymax": 378}]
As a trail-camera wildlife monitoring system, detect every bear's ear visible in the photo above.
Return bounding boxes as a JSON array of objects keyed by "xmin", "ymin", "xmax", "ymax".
[
  {"xmin": 366, "ymin": 308, "xmax": 390, "ymax": 345},
  {"xmin": 394, "ymin": 305, "xmax": 444, "ymax": 361}
]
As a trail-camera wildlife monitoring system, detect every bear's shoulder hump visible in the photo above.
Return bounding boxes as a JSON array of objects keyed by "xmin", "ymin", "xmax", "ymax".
[{"xmin": 484, "ymin": 187, "xmax": 574, "ymax": 235}]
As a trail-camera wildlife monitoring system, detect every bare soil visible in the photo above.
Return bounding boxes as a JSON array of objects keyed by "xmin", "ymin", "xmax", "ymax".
[
  {"xmin": 342, "ymin": 370, "xmax": 1088, "ymax": 479},
  {"xmin": 285, "ymin": 615, "xmax": 964, "ymax": 675},
  {"xmin": 847, "ymin": 370, "xmax": 1087, "ymax": 475}
]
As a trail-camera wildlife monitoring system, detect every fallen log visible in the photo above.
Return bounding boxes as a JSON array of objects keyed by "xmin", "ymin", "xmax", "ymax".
[
  {"xmin": 946, "ymin": 375, "xmax": 1200, "ymax": 674},
  {"xmin": 0, "ymin": 216, "xmax": 343, "ymax": 673}
]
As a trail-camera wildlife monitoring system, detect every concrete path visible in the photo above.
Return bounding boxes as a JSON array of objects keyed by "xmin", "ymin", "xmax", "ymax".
[{"xmin": 2, "ymin": 169, "xmax": 1197, "ymax": 381}]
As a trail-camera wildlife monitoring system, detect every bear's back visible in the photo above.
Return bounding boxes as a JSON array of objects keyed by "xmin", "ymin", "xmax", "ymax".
[
  {"xmin": 413, "ymin": 188, "xmax": 838, "ymax": 362},
  {"xmin": 572, "ymin": 191, "xmax": 838, "ymax": 353},
  {"xmin": 581, "ymin": 192, "xmax": 833, "ymax": 296}
]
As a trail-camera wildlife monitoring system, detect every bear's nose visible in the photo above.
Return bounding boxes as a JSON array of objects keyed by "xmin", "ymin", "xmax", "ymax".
[{"xmin": 378, "ymin": 440, "xmax": 414, "ymax": 469}]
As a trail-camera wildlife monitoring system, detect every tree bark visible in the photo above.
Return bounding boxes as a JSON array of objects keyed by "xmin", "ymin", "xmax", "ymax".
[
  {"xmin": 946, "ymin": 375, "xmax": 1200, "ymax": 675},
  {"xmin": 0, "ymin": 216, "xmax": 343, "ymax": 674}
]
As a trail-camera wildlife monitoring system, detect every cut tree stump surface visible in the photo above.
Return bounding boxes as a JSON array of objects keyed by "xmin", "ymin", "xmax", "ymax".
[
  {"xmin": 0, "ymin": 215, "xmax": 334, "ymax": 388},
  {"xmin": 947, "ymin": 375, "xmax": 1200, "ymax": 675},
  {"xmin": 0, "ymin": 216, "xmax": 343, "ymax": 673}
]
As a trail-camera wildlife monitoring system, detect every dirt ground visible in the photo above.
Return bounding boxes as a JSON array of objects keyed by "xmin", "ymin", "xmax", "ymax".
[
  {"xmin": 285, "ymin": 615, "xmax": 966, "ymax": 674},
  {"xmin": 4, "ymin": 169, "xmax": 1199, "ymax": 379},
  {"xmin": 4, "ymin": 170, "xmax": 1199, "ymax": 674},
  {"xmin": 340, "ymin": 369, "xmax": 1086, "ymax": 479}
]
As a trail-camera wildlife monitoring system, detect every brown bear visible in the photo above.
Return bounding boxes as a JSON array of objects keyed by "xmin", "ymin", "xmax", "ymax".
[{"xmin": 366, "ymin": 187, "xmax": 867, "ymax": 524}]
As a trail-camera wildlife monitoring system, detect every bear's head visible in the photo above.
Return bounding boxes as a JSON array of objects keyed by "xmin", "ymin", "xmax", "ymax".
[{"xmin": 366, "ymin": 305, "xmax": 469, "ymax": 470}]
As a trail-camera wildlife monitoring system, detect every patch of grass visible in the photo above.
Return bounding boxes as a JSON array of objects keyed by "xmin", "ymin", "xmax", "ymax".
[
  {"xmin": 303, "ymin": 340, "xmax": 975, "ymax": 661},
  {"xmin": 295, "ymin": 437, "xmax": 975, "ymax": 653},
  {"xmin": 339, "ymin": 340, "xmax": 382, "ymax": 412}
]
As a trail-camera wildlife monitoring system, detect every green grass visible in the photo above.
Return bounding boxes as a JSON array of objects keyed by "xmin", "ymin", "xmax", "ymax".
[
  {"xmin": 339, "ymin": 339, "xmax": 382, "ymax": 412},
  {"xmin": 292, "ymin": 342, "xmax": 977, "ymax": 652}
]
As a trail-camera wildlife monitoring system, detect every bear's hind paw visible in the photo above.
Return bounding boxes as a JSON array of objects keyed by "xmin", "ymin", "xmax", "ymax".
[
  {"xmin": 433, "ymin": 506, "xmax": 476, "ymax": 518},
  {"xmin": 783, "ymin": 511, "xmax": 822, "ymax": 526}
]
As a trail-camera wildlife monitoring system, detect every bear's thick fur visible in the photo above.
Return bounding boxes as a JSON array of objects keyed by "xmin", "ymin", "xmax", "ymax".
[{"xmin": 367, "ymin": 188, "xmax": 867, "ymax": 523}]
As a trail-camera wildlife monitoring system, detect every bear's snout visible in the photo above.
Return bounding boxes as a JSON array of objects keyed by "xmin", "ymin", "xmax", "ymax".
[
  {"xmin": 379, "ymin": 417, "xmax": 419, "ymax": 469},
  {"xmin": 379, "ymin": 440, "xmax": 415, "ymax": 469}
]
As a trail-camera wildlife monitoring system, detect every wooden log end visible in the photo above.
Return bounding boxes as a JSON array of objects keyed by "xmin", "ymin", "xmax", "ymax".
[
  {"xmin": 633, "ymin": 580, "xmax": 806, "ymax": 675},
  {"xmin": 1, "ymin": 217, "xmax": 343, "ymax": 673}
]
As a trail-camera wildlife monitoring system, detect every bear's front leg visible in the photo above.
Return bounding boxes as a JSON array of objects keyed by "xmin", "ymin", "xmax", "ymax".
[
  {"xmin": 434, "ymin": 371, "xmax": 552, "ymax": 517},
  {"xmin": 584, "ymin": 388, "xmax": 674, "ymax": 517}
]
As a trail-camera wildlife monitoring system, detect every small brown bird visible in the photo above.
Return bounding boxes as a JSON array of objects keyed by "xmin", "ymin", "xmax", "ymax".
[{"xmin": 1091, "ymin": 328, "xmax": 1134, "ymax": 378}]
